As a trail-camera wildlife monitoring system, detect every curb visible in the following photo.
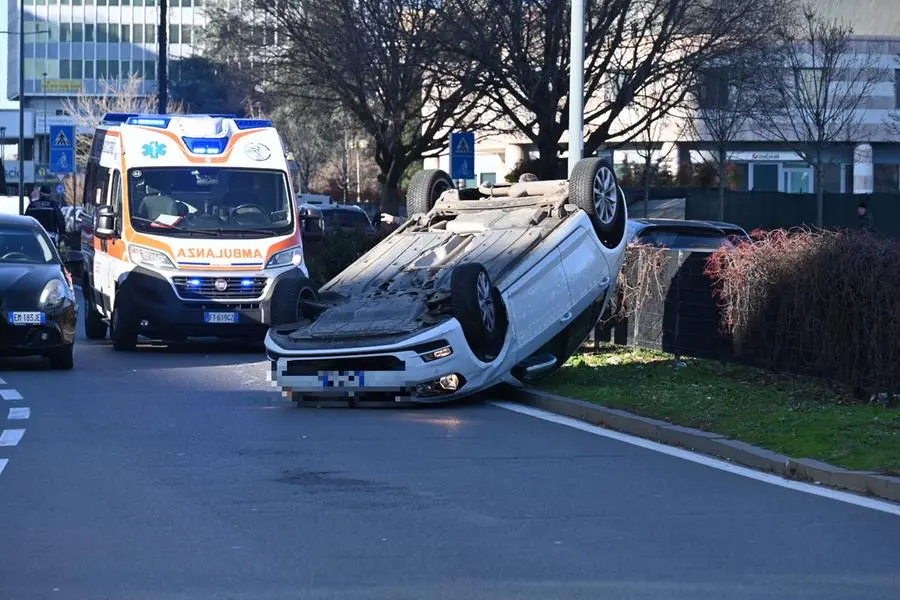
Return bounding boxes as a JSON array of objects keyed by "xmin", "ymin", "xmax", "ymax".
[{"xmin": 502, "ymin": 386, "xmax": 900, "ymax": 504}]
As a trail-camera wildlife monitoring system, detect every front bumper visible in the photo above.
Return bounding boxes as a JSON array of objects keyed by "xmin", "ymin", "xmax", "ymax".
[
  {"xmin": 118, "ymin": 265, "xmax": 309, "ymax": 340},
  {"xmin": 265, "ymin": 318, "xmax": 509, "ymax": 403},
  {"xmin": 0, "ymin": 300, "xmax": 77, "ymax": 358}
]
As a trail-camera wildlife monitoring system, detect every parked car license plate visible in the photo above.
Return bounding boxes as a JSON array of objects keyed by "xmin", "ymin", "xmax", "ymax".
[
  {"xmin": 319, "ymin": 371, "xmax": 365, "ymax": 388},
  {"xmin": 8, "ymin": 312, "xmax": 45, "ymax": 326},
  {"xmin": 204, "ymin": 312, "xmax": 238, "ymax": 324}
]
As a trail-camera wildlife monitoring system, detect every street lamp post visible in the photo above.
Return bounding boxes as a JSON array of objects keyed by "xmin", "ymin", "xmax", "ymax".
[{"xmin": 568, "ymin": 0, "xmax": 585, "ymax": 176}]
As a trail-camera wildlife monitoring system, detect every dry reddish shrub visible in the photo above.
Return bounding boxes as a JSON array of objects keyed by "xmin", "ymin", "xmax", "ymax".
[{"xmin": 705, "ymin": 228, "xmax": 900, "ymax": 394}]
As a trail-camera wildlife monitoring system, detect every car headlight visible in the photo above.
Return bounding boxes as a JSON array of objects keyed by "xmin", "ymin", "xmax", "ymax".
[
  {"xmin": 40, "ymin": 278, "xmax": 74, "ymax": 309},
  {"xmin": 266, "ymin": 246, "xmax": 303, "ymax": 269},
  {"xmin": 128, "ymin": 245, "xmax": 176, "ymax": 270}
]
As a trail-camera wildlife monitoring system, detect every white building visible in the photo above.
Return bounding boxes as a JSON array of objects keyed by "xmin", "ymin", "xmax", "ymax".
[{"xmin": 426, "ymin": 0, "xmax": 900, "ymax": 194}]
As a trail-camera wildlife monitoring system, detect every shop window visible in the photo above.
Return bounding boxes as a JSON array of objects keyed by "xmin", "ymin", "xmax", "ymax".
[{"xmin": 751, "ymin": 163, "xmax": 779, "ymax": 191}]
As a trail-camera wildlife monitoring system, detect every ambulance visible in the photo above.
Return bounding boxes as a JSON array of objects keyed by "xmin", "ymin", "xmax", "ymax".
[{"xmin": 79, "ymin": 112, "xmax": 309, "ymax": 351}]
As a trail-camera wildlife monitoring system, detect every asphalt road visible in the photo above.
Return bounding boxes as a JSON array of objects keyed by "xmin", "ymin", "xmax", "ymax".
[{"xmin": 0, "ymin": 300, "xmax": 898, "ymax": 600}]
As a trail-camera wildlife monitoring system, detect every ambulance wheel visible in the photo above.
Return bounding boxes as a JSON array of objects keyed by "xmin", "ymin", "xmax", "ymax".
[{"xmin": 110, "ymin": 297, "xmax": 138, "ymax": 352}]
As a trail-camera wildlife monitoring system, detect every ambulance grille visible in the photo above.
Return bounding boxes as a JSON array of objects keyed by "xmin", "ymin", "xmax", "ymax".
[{"xmin": 172, "ymin": 276, "xmax": 267, "ymax": 300}]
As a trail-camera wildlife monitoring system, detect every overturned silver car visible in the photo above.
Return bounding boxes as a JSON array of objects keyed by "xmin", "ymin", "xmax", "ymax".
[{"xmin": 265, "ymin": 157, "xmax": 630, "ymax": 403}]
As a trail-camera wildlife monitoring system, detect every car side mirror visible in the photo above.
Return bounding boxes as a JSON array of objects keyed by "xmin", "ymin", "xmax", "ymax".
[{"xmin": 95, "ymin": 205, "xmax": 116, "ymax": 239}]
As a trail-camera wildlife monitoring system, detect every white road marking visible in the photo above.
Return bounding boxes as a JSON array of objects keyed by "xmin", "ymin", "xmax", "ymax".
[
  {"xmin": 0, "ymin": 458, "xmax": 6, "ymax": 476},
  {"xmin": 7, "ymin": 407, "xmax": 30, "ymax": 420},
  {"xmin": 0, "ymin": 429, "xmax": 26, "ymax": 446},
  {"xmin": 0, "ymin": 389, "xmax": 23, "ymax": 401},
  {"xmin": 491, "ymin": 401, "xmax": 900, "ymax": 517}
]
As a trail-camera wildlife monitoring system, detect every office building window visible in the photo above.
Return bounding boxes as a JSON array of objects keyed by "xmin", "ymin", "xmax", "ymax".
[
  {"xmin": 60, "ymin": 23, "xmax": 72, "ymax": 42},
  {"xmin": 133, "ymin": 25, "xmax": 144, "ymax": 43},
  {"xmin": 61, "ymin": 0, "xmax": 69, "ymax": 4},
  {"xmin": 120, "ymin": 25, "xmax": 131, "ymax": 43},
  {"xmin": 60, "ymin": 59, "xmax": 71, "ymax": 79},
  {"xmin": 182, "ymin": 25, "xmax": 193, "ymax": 44},
  {"xmin": 97, "ymin": 24, "xmax": 108, "ymax": 43},
  {"xmin": 108, "ymin": 61, "xmax": 119, "ymax": 79},
  {"xmin": 85, "ymin": 24, "xmax": 95, "ymax": 42},
  {"xmin": 97, "ymin": 0, "xmax": 106, "ymax": 5},
  {"xmin": 144, "ymin": 25, "xmax": 156, "ymax": 43},
  {"xmin": 169, "ymin": 25, "xmax": 180, "ymax": 44},
  {"xmin": 146, "ymin": 0, "xmax": 156, "ymax": 5},
  {"xmin": 71, "ymin": 59, "xmax": 83, "ymax": 79},
  {"xmin": 109, "ymin": 25, "xmax": 119, "ymax": 43},
  {"xmin": 171, "ymin": 0, "xmax": 178, "ymax": 5},
  {"xmin": 84, "ymin": 60, "xmax": 94, "ymax": 78},
  {"xmin": 143, "ymin": 60, "xmax": 156, "ymax": 79},
  {"xmin": 109, "ymin": 0, "xmax": 118, "ymax": 5},
  {"xmin": 73, "ymin": 0, "xmax": 82, "ymax": 4},
  {"xmin": 480, "ymin": 173, "xmax": 496, "ymax": 185},
  {"xmin": 73, "ymin": 23, "xmax": 83, "ymax": 42},
  {"xmin": 96, "ymin": 60, "xmax": 107, "ymax": 79}
]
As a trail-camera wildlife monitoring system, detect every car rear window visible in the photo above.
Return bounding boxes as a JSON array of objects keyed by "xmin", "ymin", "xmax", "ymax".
[{"xmin": 635, "ymin": 228, "xmax": 736, "ymax": 250}]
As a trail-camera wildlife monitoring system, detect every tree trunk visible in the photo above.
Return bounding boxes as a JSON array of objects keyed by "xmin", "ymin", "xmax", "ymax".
[
  {"xmin": 717, "ymin": 147, "xmax": 727, "ymax": 222},
  {"xmin": 535, "ymin": 121, "xmax": 564, "ymax": 180}
]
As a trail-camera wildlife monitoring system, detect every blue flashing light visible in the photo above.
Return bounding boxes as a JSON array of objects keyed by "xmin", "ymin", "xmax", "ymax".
[
  {"xmin": 182, "ymin": 136, "xmax": 230, "ymax": 155},
  {"xmin": 240, "ymin": 279, "xmax": 254, "ymax": 287},
  {"xmin": 233, "ymin": 119, "xmax": 273, "ymax": 130},
  {"xmin": 187, "ymin": 278, "xmax": 202, "ymax": 287},
  {"xmin": 101, "ymin": 112, "xmax": 139, "ymax": 124},
  {"xmin": 127, "ymin": 116, "xmax": 172, "ymax": 128}
]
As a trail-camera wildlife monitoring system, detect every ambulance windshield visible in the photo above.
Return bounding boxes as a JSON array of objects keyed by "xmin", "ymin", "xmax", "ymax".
[{"xmin": 126, "ymin": 167, "xmax": 294, "ymax": 237}]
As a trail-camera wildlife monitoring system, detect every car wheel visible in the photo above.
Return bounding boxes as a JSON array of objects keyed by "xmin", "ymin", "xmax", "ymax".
[
  {"xmin": 406, "ymin": 169, "xmax": 454, "ymax": 217},
  {"xmin": 569, "ymin": 157, "xmax": 627, "ymax": 249},
  {"xmin": 47, "ymin": 344, "xmax": 74, "ymax": 370},
  {"xmin": 270, "ymin": 276, "xmax": 319, "ymax": 328},
  {"xmin": 450, "ymin": 263, "xmax": 508, "ymax": 362},
  {"xmin": 82, "ymin": 276, "xmax": 108, "ymax": 340},
  {"xmin": 109, "ymin": 298, "xmax": 138, "ymax": 351}
]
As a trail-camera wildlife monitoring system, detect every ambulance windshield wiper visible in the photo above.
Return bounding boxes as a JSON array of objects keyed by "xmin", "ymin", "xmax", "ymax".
[{"xmin": 132, "ymin": 217, "xmax": 221, "ymax": 237}]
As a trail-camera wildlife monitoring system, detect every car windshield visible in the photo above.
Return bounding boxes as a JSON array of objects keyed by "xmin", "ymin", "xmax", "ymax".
[
  {"xmin": 127, "ymin": 167, "xmax": 294, "ymax": 237},
  {"xmin": 0, "ymin": 227, "xmax": 56, "ymax": 264},
  {"xmin": 635, "ymin": 228, "xmax": 739, "ymax": 250},
  {"xmin": 323, "ymin": 210, "xmax": 372, "ymax": 229}
]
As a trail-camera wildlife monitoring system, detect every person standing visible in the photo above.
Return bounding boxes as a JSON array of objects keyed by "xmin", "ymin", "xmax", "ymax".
[{"xmin": 857, "ymin": 201, "xmax": 874, "ymax": 232}]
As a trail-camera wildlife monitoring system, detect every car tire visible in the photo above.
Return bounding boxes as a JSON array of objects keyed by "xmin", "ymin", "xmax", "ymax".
[
  {"xmin": 270, "ymin": 276, "xmax": 319, "ymax": 328},
  {"xmin": 569, "ymin": 157, "xmax": 627, "ymax": 249},
  {"xmin": 110, "ymin": 296, "xmax": 138, "ymax": 352},
  {"xmin": 82, "ymin": 276, "xmax": 108, "ymax": 340},
  {"xmin": 47, "ymin": 344, "xmax": 74, "ymax": 370},
  {"xmin": 406, "ymin": 169, "xmax": 454, "ymax": 217},
  {"xmin": 450, "ymin": 263, "xmax": 508, "ymax": 362}
]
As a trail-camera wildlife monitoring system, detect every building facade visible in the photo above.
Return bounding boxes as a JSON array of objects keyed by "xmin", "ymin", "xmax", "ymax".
[
  {"xmin": 425, "ymin": 0, "xmax": 900, "ymax": 195},
  {"xmin": 4, "ymin": 0, "xmax": 205, "ymax": 194}
]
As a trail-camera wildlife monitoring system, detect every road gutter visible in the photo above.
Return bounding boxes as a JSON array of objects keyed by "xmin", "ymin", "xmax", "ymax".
[{"xmin": 500, "ymin": 386, "xmax": 900, "ymax": 504}]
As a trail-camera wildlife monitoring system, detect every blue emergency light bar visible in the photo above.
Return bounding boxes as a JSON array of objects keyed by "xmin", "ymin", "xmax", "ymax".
[{"xmin": 99, "ymin": 113, "xmax": 271, "ymax": 130}]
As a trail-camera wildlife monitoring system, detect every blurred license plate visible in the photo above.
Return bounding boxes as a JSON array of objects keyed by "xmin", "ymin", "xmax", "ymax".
[
  {"xmin": 204, "ymin": 312, "xmax": 238, "ymax": 324},
  {"xmin": 8, "ymin": 312, "xmax": 45, "ymax": 326},
  {"xmin": 319, "ymin": 371, "xmax": 365, "ymax": 389}
]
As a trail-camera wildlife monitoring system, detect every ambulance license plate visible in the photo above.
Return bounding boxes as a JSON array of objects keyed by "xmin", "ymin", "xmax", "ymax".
[{"xmin": 204, "ymin": 312, "xmax": 238, "ymax": 324}]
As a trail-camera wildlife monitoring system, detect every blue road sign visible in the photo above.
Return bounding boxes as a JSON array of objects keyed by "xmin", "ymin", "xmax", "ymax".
[
  {"xmin": 50, "ymin": 124, "xmax": 76, "ymax": 175},
  {"xmin": 56, "ymin": 183, "xmax": 65, "ymax": 195},
  {"xmin": 50, "ymin": 148, "xmax": 74, "ymax": 174},
  {"xmin": 450, "ymin": 132, "xmax": 475, "ymax": 180}
]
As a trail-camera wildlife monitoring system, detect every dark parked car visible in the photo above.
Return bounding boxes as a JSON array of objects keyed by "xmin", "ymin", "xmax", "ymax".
[
  {"xmin": 627, "ymin": 218, "xmax": 749, "ymax": 251},
  {"xmin": 299, "ymin": 203, "xmax": 376, "ymax": 240},
  {"xmin": 0, "ymin": 214, "xmax": 78, "ymax": 369}
]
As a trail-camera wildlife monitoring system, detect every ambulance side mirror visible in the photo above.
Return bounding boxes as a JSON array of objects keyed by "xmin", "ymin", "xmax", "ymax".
[{"xmin": 95, "ymin": 205, "xmax": 116, "ymax": 239}]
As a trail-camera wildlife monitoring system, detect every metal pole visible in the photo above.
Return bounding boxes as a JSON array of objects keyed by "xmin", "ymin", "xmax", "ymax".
[
  {"xmin": 157, "ymin": 0, "xmax": 168, "ymax": 114},
  {"xmin": 18, "ymin": 0, "xmax": 25, "ymax": 213},
  {"xmin": 567, "ymin": 0, "xmax": 585, "ymax": 176}
]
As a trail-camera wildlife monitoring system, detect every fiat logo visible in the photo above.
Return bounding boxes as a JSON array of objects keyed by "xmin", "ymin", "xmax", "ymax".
[{"xmin": 214, "ymin": 279, "xmax": 228, "ymax": 291}]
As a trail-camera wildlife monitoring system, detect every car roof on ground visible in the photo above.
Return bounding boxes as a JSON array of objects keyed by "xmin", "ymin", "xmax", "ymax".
[
  {"xmin": 0, "ymin": 214, "xmax": 39, "ymax": 229},
  {"xmin": 629, "ymin": 218, "xmax": 747, "ymax": 231}
]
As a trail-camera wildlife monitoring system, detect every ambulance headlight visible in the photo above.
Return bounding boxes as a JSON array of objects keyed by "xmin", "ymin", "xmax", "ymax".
[
  {"xmin": 266, "ymin": 246, "xmax": 303, "ymax": 269},
  {"xmin": 128, "ymin": 245, "xmax": 177, "ymax": 270}
]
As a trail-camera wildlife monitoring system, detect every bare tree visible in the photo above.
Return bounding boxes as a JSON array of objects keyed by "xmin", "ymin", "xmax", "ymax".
[
  {"xmin": 447, "ymin": 0, "xmax": 789, "ymax": 179},
  {"xmin": 755, "ymin": 5, "xmax": 886, "ymax": 226},
  {"xmin": 61, "ymin": 75, "xmax": 185, "ymax": 206},
  {"xmin": 204, "ymin": 0, "xmax": 488, "ymax": 212},
  {"xmin": 688, "ymin": 45, "xmax": 785, "ymax": 221}
]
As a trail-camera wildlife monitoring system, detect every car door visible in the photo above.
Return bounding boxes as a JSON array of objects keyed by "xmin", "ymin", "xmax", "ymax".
[
  {"xmin": 557, "ymin": 222, "xmax": 611, "ymax": 319},
  {"xmin": 503, "ymin": 246, "xmax": 574, "ymax": 363}
]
